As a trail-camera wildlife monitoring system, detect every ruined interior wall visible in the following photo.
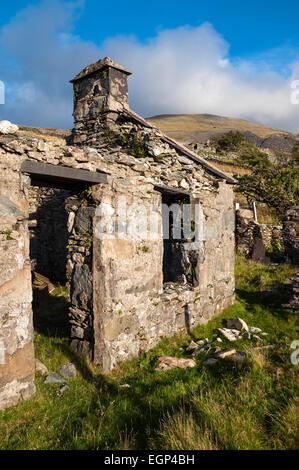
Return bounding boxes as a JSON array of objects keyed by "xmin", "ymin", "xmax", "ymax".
[
  {"xmin": 67, "ymin": 199, "xmax": 95, "ymax": 358},
  {"xmin": 0, "ymin": 156, "xmax": 35, "ymax": 410},
  {"xmin": 29, "ymin": 187, "xmax": 71, "ymax": 283}
]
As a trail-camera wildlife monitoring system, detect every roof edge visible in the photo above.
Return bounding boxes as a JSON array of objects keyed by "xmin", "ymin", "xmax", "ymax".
[
  {"xmin": 70, "ymin": 57, "xmax": 132, "ymax": 83},
  {"xmin": 122, "ymin": 109, "xmax": 237, "ymax": 184}
]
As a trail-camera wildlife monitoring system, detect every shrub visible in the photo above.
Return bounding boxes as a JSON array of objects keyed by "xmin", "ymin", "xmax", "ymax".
[
  {"xmin": 235, "ymin": 149, "xmax": 299, "ymax": 217},
  {"xmin": 214, "ymin": 131, "xmax": 246, "ymax": 152}
]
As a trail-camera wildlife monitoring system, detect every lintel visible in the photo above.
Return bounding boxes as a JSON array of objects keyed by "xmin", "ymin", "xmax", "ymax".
[
  {"xmin": 154, "ymin": 183, "xmax": 191, "ymax": 197},
  {"xmin": 21, "ymin": 160, "xmax": 108, "ymax": 187}
]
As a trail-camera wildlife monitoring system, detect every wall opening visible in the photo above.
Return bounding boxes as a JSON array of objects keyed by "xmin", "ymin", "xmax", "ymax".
[
  {"xmin": 28, "ymin": 181, "xmax": 95, "ymax": 358},
  {"xmin": 161, "ymin": 191, "xmax": 197, "ymax": 287}
]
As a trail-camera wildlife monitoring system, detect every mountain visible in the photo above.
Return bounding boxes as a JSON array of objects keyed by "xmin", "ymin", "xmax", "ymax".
[{"xmin": 146, "ymin": 114, "xmax": 298, "ymax": 159}]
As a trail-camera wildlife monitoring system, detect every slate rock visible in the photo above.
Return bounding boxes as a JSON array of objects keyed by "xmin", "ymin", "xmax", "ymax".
[
  {"xmin": 0, "ymin": 196, "xmax": 25, "ymax": 217},
  {"xmin": 187, "ymin": 340, "xmax": 199, "ymax": 351},
  {"xmin": 71, "ymin": 264, "xmax": 93, "ymax": 310},
  {"xmin": 249, "ymin": 326, "xmax": 262, "ymax": 334},
  {"xmin": 44, "ymin": 372, "xmax": 65, "ymax": 384},
  {"xmin": 73, "ymin": 206, "xmax": 95, "ymax": 235},
  {"xmin": 60, "ymin": 363, "xmax": 77, "ymax": 378},
  {"xmin": 35, "ymin": 358, "xmax": 48, "ymax": 375},
  {"xmin": 197, "ymin": 338, "xmax": 209, "ymax": 346},
  {"xmin": 252, "ymin": 238, "xmax": 266, "ymax": 263},
  {"xmin": 217, "ymin": 328, "xmax": 241, "ymax": 341},
  {"xmin": 207, "ymin": 346, "xmax": 222, "ymax": 355},
  {"xmin": 157, "ymin": 356, "xmax": 196, "ymax": 370},
  {"xmin": 215, "ymin": 348, "xmax": 237, "ymax": 359},
  {"xmin": 227, "ymin": 318, "xmax": 249, "ymax": 332},
  {"xmin": 193, "ymin": 345, "xmax": 209, "ymax": 356}
]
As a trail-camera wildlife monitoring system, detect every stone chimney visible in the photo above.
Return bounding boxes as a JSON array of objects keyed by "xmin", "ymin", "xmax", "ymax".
[{"xmin": 70, "ymin": 57, "xmax": 132, "ymax": 145}]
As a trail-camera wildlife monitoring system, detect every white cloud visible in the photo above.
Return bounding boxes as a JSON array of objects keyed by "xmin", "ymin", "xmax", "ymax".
[{"xmin": 0, "ymin": 0, "xmax": 299, "ymax": 133}]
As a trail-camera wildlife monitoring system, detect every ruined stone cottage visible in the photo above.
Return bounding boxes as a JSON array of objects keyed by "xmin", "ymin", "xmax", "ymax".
[{"xmin": 0, "ymin": 57, "xmax": 236, "ymax": 410}]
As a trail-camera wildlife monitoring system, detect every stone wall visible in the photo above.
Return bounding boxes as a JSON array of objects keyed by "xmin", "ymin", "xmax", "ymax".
[
  {"xmin": 0, "ymin": 116, "xmax": 235, "ymax": 391},
  {"xmin": 29, "ymin": 187, "xmax": 71, "ymax": 283},
  {"xmin": 236, "ymin": 209, "xmax": 284, "ymax": 260},
  {"xmin": 236, "ymin": 207, "xmax": 298, "ymax": 265},
  {"xmin": 0, "ymin": 57, "xmax": 236, "ymax": 409},
  {"xmin": 67, "ymin": 197, "xmax": 95, "ymax": 358},
  {"xmin": 283, "ymin": 207, "xmax": 299, "ymax": 265},
  {"xmin": 92, "ymin": 179, "xmax": 235, "ymax": 371},
  {"xmin": 0, "ymin": 161, "xmax": 35, "ymax": 410},
  {"xmin": 283, "ymin": 273, "xmax": 299, "ymax": 312}
]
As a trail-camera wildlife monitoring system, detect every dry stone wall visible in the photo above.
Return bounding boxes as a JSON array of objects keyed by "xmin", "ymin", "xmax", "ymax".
[
  {"xmin": 0, "ymin": 146, "xmax": 35, "ymax": 410},
  {"xmin": 236, "ymin": 207, "xmax": 298, "ymax": 265},
  {"xmin": 0, "ymin": 57, "xmax": 236, "ymax": 408},
  {"xmin": 283, "ymin": 207, "xmax": 299, "ymax": 265},
  {"xmin": 0, "ymin": 116, "xmax": 235, "ymax": 389},
  {"xmin": 67, "ymin": 198, "xmax": 95, "ymax": 358}
]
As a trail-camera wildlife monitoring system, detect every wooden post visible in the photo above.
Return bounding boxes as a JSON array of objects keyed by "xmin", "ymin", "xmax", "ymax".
[{"xmin": 253, "ymin": 202, "xmax": 258, "ymax": 223}]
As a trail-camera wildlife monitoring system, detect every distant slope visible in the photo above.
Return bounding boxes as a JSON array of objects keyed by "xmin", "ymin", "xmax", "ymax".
[
  {"xmin": 17, "ymin": 125, "xmax": 71, "ymax": 143},
  {"xmin": 146, "ymin": 114, "xmax": 298, "ymax": 155},
  {"xmin": 146, "ymin": 113, "xmax": 290, "ymax": 139}
]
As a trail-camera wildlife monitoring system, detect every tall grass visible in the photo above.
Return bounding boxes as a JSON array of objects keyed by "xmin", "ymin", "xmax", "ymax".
[{"xmin": 0, "ymin": 256, "xmax": 297, "ymax": 450}]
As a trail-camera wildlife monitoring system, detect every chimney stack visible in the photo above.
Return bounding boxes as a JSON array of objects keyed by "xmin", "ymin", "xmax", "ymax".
[{"xmin": 70, "ymin": 57, "xmax": 132, "ymax": 145}]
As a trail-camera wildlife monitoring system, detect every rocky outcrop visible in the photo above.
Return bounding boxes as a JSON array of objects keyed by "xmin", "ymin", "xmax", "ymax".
[{"xmin": 0, "ymin": 120, "xmax": 19, "ymax": 135}]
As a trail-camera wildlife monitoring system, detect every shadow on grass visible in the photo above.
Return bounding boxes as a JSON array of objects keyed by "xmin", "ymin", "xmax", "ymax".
[
  {"xmin": 32, "ymin": 287, "xmax": 71, "ymax": 338},
  {"xmin": 235, "ymin": 287, "xmax": 293, "ymax": 320},
  {"xmin": 60, "ymin": 348, "xmax": 254, "ymax": 449}
]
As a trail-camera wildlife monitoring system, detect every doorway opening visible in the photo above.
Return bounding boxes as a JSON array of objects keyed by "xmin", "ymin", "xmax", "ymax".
[
  {"xmin": 26, "ymin": 177, "xmax": 96, "ymax": 359},
  {"xmin": 160, "ymin": 188, "xmax": 198, "ymax": 287}
]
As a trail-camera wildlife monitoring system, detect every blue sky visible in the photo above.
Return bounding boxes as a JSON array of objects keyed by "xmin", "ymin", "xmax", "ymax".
[
  {"xmin": 2, "ymin": 0, "xmax": 299, "ymax": 57},
  {"xmin": 0, "ymin": 0, "xmax": 299, "ymax": 131}
]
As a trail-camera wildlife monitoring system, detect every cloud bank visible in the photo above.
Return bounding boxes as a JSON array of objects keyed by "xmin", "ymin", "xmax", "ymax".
[{"xmin": 0, "ymin": 0, "xmax": 299, "ymax": 132}]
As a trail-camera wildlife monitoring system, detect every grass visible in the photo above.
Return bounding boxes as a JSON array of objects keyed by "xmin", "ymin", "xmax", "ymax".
[{"xmin": 0, "ymin": 256, "xmax": 298, "ymax": 450}]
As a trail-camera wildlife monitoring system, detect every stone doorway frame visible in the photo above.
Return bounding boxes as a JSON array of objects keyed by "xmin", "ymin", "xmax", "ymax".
[{"xmin": 21, "ymin": 160, "xmax": 108, "ymax": 361}]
